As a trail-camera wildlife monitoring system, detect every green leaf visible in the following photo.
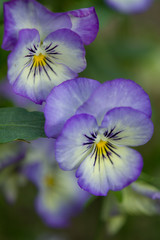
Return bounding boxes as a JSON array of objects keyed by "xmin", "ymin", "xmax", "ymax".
[{"xmin": 0, "ymin": 107, "xmax": 46, "ymax": 143}]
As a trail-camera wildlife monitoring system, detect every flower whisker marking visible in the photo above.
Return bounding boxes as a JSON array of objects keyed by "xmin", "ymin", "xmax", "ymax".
[
  {"xmin": 27, "ymin": 47, "xmax": 36, "ymax": 53},
  {"xmin": 25, "ymin": 43, "xmax": 60, "ymax": 80},
  {"xmin": 46, "ymin": 44, "xmax": 58, "ymax": 53},
  {"xmin": 83, "ymin": 129, "xmax": 122, "ymax": 167},
  {"xmin": 44, "ymin": 59, "xmax": 57, "ymax": 75},
  {"xmin": 42, "ymin": 65, "xmax": 51, "ymax": 80},
  {"xmin": 104, "ymin": 127, "xmax": 124, "ymax": 139}
]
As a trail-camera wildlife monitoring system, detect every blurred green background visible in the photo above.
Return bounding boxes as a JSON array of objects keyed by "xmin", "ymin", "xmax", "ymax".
[{"xmin": 0, "ymin": 0, "xmax": 160, "ymax": 239}]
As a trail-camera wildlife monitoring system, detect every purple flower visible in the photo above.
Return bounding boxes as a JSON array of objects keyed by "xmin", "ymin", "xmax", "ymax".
[
  {"xmin": 2, "ymin": 0, "xmax": 99, "ymax": 104},
  {"xmin": 105, "ymin": 0, "xmax": 154, "ymax": 14},
  {"xmin": 52, "ymin": 78, "xmax": 154, "ymax": 196},
  {"xmin": 23, "ymin": 138, "xmax": 89, "ymax": 228}
]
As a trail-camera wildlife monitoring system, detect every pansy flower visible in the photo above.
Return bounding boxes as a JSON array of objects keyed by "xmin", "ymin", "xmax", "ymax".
[
  {"xmin": 23, "ymin": 138, "xmax": 89, "ymax": 227},
  {"xmin": 105, "ymin": 0, "xmax": 154, "ymax": 14},
  {"xmin": 52, "ymin": 78, "xmax": 154, "ymax": 196},
  {"xmin": 2, "ymin": 0, "xmax": 99, "ymax": 104}
]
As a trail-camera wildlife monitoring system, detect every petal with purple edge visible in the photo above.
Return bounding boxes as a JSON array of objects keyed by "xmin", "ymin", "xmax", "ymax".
[
  {"xmin": 12, "ymin": 60, "xmax": 77, "ymax": 104},
  {"xmin": 55, "ymin": 114, "xmax": 99, "ymax": 171},
  {"xmin": 76, "ymin": 147, "xmax": 143, "ymax": 196},
  {"xmin": 43, "ymin": 29, "xmax": 86, "ymax": 73},
  {"xmin": 76, "ymin": 79, "xmax": 152, "ymax": 124},
  {"xmin": 44, "ymin": 78, "xmax": 100, "ymax": 138},
  {"xmin": 67, "ymin": 7, "xmax": 99, "ymax": 45},
  {"xmin": 2, "ymin": 0, "xmax": 71, "ymax": 51},
  {"xmin": 100, "ymin": 107, "xmax": 154, "ymax": 147}
]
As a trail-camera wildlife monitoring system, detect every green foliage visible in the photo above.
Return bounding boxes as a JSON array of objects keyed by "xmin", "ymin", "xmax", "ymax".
[{"xmin": 0, "ymin": 107, "xmax": 46, "ymax": 143}]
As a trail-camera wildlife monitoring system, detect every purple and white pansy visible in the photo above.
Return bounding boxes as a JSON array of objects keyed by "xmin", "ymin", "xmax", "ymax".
[
  {"xmin": 105, "ymin": 0, "xmax": 154, "ymax": 14},
  {"xmin": 23, "ymin": 138, "xmax": 89, "ymax": 227},
  {"xmin": 44, "ymin": 78, "xmax": 154, "ymax": 196},
  {"xmin": 2, "ymin": 0, "xmax": 99, "ymax": 104},
  {"xmin": 7, "ymin": 28, "xmax": 86, "ymax": 104}
]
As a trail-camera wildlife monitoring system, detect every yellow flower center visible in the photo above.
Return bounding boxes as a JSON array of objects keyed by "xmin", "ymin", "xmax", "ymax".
[
  {"xmin": 33, "ymin": 53, "xmax": 46, "ymax": 67},
  {"xmin": 96, "ymin": 139, "xmax": 108, "ymax": 158},
  {"xmin": 44, "ymin": 176, "xmax": 55, "ymax": 188}
]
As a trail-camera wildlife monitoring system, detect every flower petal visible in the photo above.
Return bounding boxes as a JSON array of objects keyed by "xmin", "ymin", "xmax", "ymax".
[
  {"xmin": 2, "ymin": 0, "xmax": 71, "ymax": 50},
  {"xmin": 101, "ymin": 107, "xmax": 154, "ymax": 147},
  {"xmin": 77, "ymin": 79, "xmax": 152, "ymax": 124},
  {"xmin": 44, "ymin": 78, "xmax": 100, "ymax": 138},
  {"xmin": 76, "ymin": 147, "xmax": 143, "ymax": 196},
  {"xmin": 67, "ymin": 7, "xmax": 99, "ymax": 45},
  {"xmin": 43, "ymin": 29, "xmax": 86, "ymax": 73},
  {"xmin": 55, "ymin": 114, "xmax": 99, "ymax": 170}
]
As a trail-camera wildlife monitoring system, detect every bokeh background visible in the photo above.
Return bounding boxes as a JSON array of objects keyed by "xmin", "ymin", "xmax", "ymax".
[{"xmin": 0, "ymin": 0, "xmax": 160, "ymax": 239}]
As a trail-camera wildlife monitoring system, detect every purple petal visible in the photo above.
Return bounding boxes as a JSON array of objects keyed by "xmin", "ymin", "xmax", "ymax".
[
  {"xmin": 43, "ymin": 29, "xmax": 86, "ymax": 73},
  {"xmin": 55, "ymin": 114, "xmax": 99, "ymax": 170},
  {"xmin": 105, "ymin": 0, "xmax": 153, "ymax": 14},
  {"xmin": 67, "ymin": 7, "xmax": 99, "ymax": 45},
  {"xmin": 44, "ymin": 78, "xmax": 100, "ymax": 138},
  {"xmin": 77, "ymin": 79, "xmax": 152, "ymax": 124},
  {"xmin": 76, "ymin": 147, "xmax": 143, "ymax": 196},
  {"xmin": 2, "ymin": 0, "xmax": 71, "ymax": 51},
  {"xmin": 101, "ymin": 107, "xmax": 154, "ymax": 147}
]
